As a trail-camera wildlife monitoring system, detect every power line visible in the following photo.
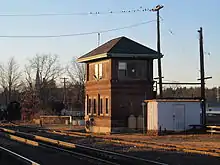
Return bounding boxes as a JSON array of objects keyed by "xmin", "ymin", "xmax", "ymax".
[
  {"xmin": 0, "ymin": 7, "xmax": 150, "ymax": 17},
  {"xmin": 0, "ymin": 20, "xmax": 156, "ymax": 38}
]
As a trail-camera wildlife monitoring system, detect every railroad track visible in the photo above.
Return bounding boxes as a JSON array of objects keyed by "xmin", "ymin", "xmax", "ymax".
[
  {"xmin": 39, "ymin": 127, "xmax": 220, "ymax": 157},
  {"xmin": 0, "ymin": 145, "xmax": 40, "ymax": 165},
  {"xmin": 0, "ymin": 125, "xmax": 168, "ymax": 165},
  {"xmin": 4, "ymin": 124, "xmax": 220, "ymax": 157}
]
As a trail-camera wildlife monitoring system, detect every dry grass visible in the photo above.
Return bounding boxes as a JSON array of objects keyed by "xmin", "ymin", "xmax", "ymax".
[
  {"xmin": 8, "ymin": 123, "xmax": 220, "ymax": 157},
  {"xmin": 56, "ymin": 130, "xmax": 220, "ymax": 157}
]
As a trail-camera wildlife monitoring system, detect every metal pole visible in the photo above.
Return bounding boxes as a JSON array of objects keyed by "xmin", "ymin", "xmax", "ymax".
[
  {"xmin": 217, "ymin": 87, "xmax": 220, "ymax": 102},
  {"xmin": 60, "ymin": 77, "xmax": 68, "ymax": 108},
  {"xmin": 157, "ymin": 9, "xmax": 163, "ymax": 98},
  {"xmin": 198, "ymin": 27, "xmax": 206, "ymax": 126},
  {"xmin": 142, "ymin": 102, "xmax": 146, "ymax": 134},
  {"xmin": 151, "ymin": 5, "xmax": 164, "ymax": 98}
]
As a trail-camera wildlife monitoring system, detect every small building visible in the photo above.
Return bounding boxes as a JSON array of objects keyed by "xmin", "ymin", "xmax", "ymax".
[
  {"xmin": 145, "ymin": 99, "xmax": 201, "ymax": 134},
  {"xmin": 206, "ymin": 111, "xmax": 220, "ymax": 125},
  {"xmin": 207, "ymin": 101, "xmax": 220, "ymax": 111},
  {"xmin": 77, "ymin": 36, "xmax": 161, "ymax": 133}
]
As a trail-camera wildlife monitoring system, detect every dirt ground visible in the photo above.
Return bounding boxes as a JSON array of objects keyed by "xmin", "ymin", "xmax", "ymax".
[
  {"xmin": 34, "ymin": 124, "xmax": 220, "ymax": 153},
  {"xmin": 54, "ymin": 132, "xmax": 220, "ymax": 165},
  {"xmin": 12, "ymin": 124, "xmax": 220, "ymax": 165}
]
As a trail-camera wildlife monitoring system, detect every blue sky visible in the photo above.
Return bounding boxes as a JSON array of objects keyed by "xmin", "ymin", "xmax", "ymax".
[{"xmin": 0, "ymin": 0, "xmax": 219, "ymax": 87}]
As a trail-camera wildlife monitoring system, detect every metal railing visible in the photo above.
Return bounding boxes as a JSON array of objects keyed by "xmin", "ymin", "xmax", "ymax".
[{"xmin": 207, "ymin": 125, "xmax": 220, "ymax": 134}]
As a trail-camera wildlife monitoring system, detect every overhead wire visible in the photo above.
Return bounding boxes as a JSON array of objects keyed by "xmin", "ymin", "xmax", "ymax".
[
  {"xmin": 0, "ymin": 7, "xmax": 150, "ymax": 17},
  {"xmin": 0, "ymin": 20, "xmax": 156, "ymax": 38}
]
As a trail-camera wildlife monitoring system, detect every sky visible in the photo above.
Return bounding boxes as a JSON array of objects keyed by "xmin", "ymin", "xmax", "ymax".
[{"xmin": 0, "ymin": 0, "xmax": 219, "ymax": 88}]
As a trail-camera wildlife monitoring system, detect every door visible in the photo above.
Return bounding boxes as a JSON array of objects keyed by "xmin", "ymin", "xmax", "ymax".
[{"xmin": 172, "ymin": 104, "xmax": 185, "ymax": 131}]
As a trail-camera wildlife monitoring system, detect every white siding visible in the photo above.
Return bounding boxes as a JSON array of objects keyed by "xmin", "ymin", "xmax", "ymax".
[
  {"xmin": 185, "ymin": 102, "xmax": 201, "ymax": 129},
  {"xmin": 158, "ymin": 102, "xmax": 174, "ymax": 131},
  {"xmin": 147, "ymin": 101, "xmax": 158, "ymax": 130},
  {"xmin": 147, "ymin": 100, "xmax": 201, "ymax": 132}
]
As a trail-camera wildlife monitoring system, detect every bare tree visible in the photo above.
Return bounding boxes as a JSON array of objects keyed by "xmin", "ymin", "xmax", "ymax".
[
  {"xmin": 25, "ymin": 54, "xmax": 64, "ymax": 86},
  {"xmin": 66, "ymin": 57, "xmax": 85, "ymax": 105},
  {"xmin": 24, "ymin": 54, "xmax": 64, "ymax": 107},
  {"xmin": 67, "ymin": 57, "xmax": 85, "ymax": 86},
  {"xmin": 0, "ymin": 57, "xmax": 22, "ymax": 104}
]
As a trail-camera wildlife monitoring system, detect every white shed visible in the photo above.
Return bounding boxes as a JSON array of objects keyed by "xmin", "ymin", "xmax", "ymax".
[{"xmin": 145, "ymin": 99, "xmax": 201, "ymax": 132}]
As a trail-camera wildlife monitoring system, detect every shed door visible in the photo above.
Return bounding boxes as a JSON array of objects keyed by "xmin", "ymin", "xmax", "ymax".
[{"xmin": 172, "ymin": 104, "xmax": 185, "ymax": 131}]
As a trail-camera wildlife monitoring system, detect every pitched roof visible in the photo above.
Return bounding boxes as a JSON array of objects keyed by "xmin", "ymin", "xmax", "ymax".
[{"xmin": 77, "ymin": 36, "xmax": 161, "ymax": 62}]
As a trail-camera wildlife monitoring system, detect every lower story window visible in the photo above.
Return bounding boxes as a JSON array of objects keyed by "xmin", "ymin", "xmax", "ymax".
[
  {"xmin": 100, "ymin": 98, "xmax": 103, "ymax": 114},
  {"xmin": 88, "ymin": 99, "xmax": 91, "ymax": 114},
  {"xmin": 93, "ymin": 99, "xmax": 96, "ymax": 114},
  {"xmin": 105, "ymin": 98, "xmax": 109, "ymax": 114}
]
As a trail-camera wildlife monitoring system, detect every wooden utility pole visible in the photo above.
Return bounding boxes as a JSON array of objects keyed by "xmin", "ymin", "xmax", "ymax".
[
  {"xmin": 151, "ymin": 5, "xmax": 164, "ymax": 98},
  {"xmin": 60, "ymin": 77, "xmax": 68, "ymax": 107},
  {"xmin": 198, "ymin": 27, "xmax": 206, "ymax": 126}
]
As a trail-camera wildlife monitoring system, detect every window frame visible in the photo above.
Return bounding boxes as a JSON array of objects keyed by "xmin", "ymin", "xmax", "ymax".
[
  {"xmin": 88, "ymin": 98, "xmax": 92, "ymax": 115},
  {"xmin": 99, "ymin": 63, "xmax": 103, "ymax": 79},
  {"xmin": 94, "ymin": 63, "xmax": 103, "ymax": 80},
  {"xmin": 95, "ymin": 64, "xmax": 99, "ymax": 79},
  {"xmin": 118, "ymin": 61, "xmax": 127, "ymax": 79},
  {"xmin": 105, "ymin": 97, "xmax": 109, "ymax": 116},
  {"xmin": 93, "ymin": 97, "xmax": 97, "ymax": 115},
  {"xmin": 100, "ymin": 97, "xmax": 103, "ymax": 116},
  {"xmin": 86, "ymin": 64, "xmax": 89, "ymax": 81}
]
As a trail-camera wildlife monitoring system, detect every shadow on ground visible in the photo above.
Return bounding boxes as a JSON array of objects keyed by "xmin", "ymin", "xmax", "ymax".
[{"xmin": 127, "ymin": 149, "xmax": 220, "ymax": 165}]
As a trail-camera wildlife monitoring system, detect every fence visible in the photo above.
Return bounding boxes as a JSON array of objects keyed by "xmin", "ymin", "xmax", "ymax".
[
  {"xmin": 206, "ymin": 125, "xmax": 220, "ymax": 134},
  {"xmin": 40, "ymin": 115, "xmax": 72, "ymax": 125}
]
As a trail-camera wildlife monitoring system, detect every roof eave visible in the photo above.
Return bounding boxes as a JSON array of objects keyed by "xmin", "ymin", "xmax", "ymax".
[
  {"xmin": 108, "ymin": 53, "xmax": 163, "ymax": 59},
  {"xmin": 77, "ymin": 53, "xmax": 108, "ymax": 63}
]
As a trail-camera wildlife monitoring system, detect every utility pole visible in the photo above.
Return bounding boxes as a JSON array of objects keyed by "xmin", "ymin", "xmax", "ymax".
[
  {"xmin": 198, "ymin": 27, "xmax": 206, "ymax": 127},
  {"xmin": 98, "ymin": 33, "xmax": 101, "ymax": 46},
  {"xmin": 60, "ymin": 77, "xmax": 68, "ymax": 107},
  {"xmin": 151, "ymin": 5, "xmax": 164, "ymax": 98},
  {"xmin": 217, "ymin": 87, "xmax": 220, "ymax": 102}
]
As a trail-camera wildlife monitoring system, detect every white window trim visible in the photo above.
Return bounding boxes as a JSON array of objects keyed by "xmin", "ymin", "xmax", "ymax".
[
  {"xmin": 94, "ymin": 63, "xmax": 103, "ymax": 80},
  {"xmin": 95, "ymin": 64, "xmax": 99, "ymax": 79},
  {"xmin": 99, "ymin": 63, "xmax": 103, "ymax": 79}
]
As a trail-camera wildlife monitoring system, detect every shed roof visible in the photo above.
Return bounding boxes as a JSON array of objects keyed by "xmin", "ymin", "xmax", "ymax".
[
  {"xmin": 145, "ymin": 99, "xmax": 201, "ymax": 103},
  {"xmin": 77, "ymin": 36, "xmax": 162, "ymax": 62},
  {"xmin": 207, "ymin": 102, "xmax": 220, "ymax": 107}
]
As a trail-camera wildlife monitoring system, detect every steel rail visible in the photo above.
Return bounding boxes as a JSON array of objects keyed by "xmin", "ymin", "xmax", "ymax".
[
  {"xmin": 0, "ymin": 126, "xmax": 169, "ymax": 165},
  {"xmin": 0, "ymin": 146, "xmax": 40, "ymax": 165},
  {"xmin": 0, "ymin": 131, "xmax": 119, "ymax": 165},
  {"xmin": 38, "ymin": 142, "xmax": 120, "ymax": 165}
]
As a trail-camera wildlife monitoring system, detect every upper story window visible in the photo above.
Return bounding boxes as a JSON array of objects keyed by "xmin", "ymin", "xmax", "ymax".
[
  {"xmin": 86, "ymin": 64, "xmax": 89, "ymax": 81},
  {"xmin": 118, "ymin": 61, "xmax": 148, "ymax": 80},
  {"xmin": 94, "ymin": 63, "xmax": 103, "ymax": 80},
  {"xmin": 118, "ymin": 62, "xmax": 127, "ymax": 79}
]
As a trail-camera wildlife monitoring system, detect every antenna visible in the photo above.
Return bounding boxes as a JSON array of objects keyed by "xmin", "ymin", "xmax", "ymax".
[{"xmin": 98, "ymin": 33, "xmax": 100, "ymax": 46}]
